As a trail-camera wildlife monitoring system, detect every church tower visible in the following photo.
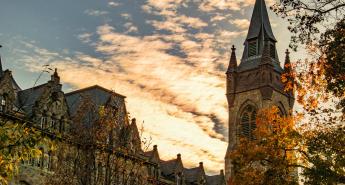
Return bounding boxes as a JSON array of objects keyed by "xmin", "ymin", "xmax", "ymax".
[{"xmin": 224, "ymin": 0, "xmax": 294, "ymax": 181}]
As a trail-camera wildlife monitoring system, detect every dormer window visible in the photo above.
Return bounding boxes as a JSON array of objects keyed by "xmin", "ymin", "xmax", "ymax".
[{"xmin": 248, "ymin": 40, "xmax": 257, "ymax": 57}]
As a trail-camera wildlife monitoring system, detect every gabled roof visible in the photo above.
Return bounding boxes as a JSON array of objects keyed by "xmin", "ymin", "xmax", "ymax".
[
  {"xmin": 206, "ymin": 175, "xmax": 223, "ymax": 185},
  {"xmin": 160, "ymin": 159, "xmax": 179, "ymax": 176},
  {"xmin": 246, "ymin": 0, "xmax": 276, "ymax": 41},
  {"xmin": 65, "ymin": 85, "xmax": 125, "ymax": 117},
  {"xmin": 144, "ymin": 145, "xmax": 160, "ymax": 163},
  {"xmin": 206, "ymin": 170, "xmax": 225, "ymax": 185},
  {"xmin": 184, "ymin": 167, "xmax": 203, "ymax": 183},
  {"xmin": 184, "ymin": 162, "xmax": 206, "ymax": 183},
  {"xmin": 17, "ymin": 83, "xmax": 48, "ymax": 115}
]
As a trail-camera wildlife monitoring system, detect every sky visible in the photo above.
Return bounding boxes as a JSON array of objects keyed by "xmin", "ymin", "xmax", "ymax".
[{"xmin": 0, "ymin": 0, "xmax": 302, "ymax": 174}]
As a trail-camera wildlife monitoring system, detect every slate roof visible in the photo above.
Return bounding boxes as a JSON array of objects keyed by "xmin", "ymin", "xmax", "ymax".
[
  {"xmin": 65, "ymin": 85, "xmax": 125, "ymax": 117},
  {"xmin": 237, "ymin": 57, "xmax": 283, "ymax": 73},
  {"xmin": 236, "ymin": 0, "xmax": 283, "ymax": 72},
  {"xmin": 17, "ymin": 83, "xmax": 47, "ymax": 115},
  {"xmin": 246, "ymin": 0, "xmax": 276, "ymax": 41},
  {"xmin": 184, "ymin": 167, "xmax": 202, "ymax": 183},
  {"xmin": 206, "ymin": 173, "xmax": 225, "ymax": 185},
  {"xmin": 160, "ymin": 159, "xmax": 179, "ymax": 176}
]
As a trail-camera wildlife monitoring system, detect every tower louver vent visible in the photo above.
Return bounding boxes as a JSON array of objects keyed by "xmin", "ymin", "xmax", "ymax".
[{"xmin": 248, "ymin": 41, "xmax": 257, "ymax": 57}]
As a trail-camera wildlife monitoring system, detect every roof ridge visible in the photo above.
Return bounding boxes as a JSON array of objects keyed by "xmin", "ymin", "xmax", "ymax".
[{"xmin": 65, "ymin": 85, "xmax": 126, "ymax": 98}]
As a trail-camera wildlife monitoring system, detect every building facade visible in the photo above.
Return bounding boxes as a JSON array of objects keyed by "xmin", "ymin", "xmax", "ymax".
[
  {"xmin": 0, "ymin": 60, "xmax": 225, "ymax": 184},
  {"xmin": 224, "ymin": 0, "xmax": 294, "ymax": 181}
]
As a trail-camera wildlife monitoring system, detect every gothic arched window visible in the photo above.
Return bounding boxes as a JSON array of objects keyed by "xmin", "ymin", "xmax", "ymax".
[{"xmin": 240, "ymin": 105, "xmax": 257, "ymax": 139}]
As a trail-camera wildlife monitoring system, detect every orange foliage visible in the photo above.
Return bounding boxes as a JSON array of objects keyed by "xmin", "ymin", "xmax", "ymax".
[{"xmin": 229, "ymin": 107, "xmax": 301, "ymax": 185}]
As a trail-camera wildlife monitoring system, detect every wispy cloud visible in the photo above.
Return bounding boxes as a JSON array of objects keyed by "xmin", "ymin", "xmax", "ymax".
[
  {"xmin": 108, "ymin": 2, "xmax": 121, "ymax": 7},
  {"xmin": 230, "ymin": 18, "xmax": 250, "ymax": 30},
  {"xmin": 84, "ymin": 9, "xmax": 109, "ymax": 16},
  {"xmin": 2, "ymin": 0, "xmax": 282, "ymax": 174}
]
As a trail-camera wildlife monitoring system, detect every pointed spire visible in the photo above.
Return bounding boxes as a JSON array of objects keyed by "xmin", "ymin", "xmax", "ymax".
[
  {"xmin": 241, "ymin": 0, "xmax": 280, "ymax": 66},
  {"xmin": 226, "ymin": 45, "xmax": 237, "ymax": 74},
  {"xmin": 284, "ymin": 49, "xmax": 294, "ymax": 85},
  {"xmin": 246, "ymin": 0, "xmax": 276, "ymax": 41}
]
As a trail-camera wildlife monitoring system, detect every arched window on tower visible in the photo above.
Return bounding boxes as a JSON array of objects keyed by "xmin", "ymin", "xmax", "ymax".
[{"xmin": 240, "ymin": 105, "xmax": 257, "ymax": 139}]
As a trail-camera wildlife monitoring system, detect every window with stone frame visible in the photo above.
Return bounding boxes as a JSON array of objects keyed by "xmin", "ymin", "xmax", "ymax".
[
  {"xmin": 0, "ymin": 93, "xmax": 8, "ymax": 112},
  {"xmin": 240, "ymin": 105, "xmax": 257, "ymax": 139},
  {"xmin": 176, "ymin": 172, "xmax": 183, "ymax": 185},
  {"xmin": 38, "ymin": 148, "xmax": 44, "ymax": 168},
  {"xmin": 47, "ymin": 151, "xmax": 53, "ymax": 170},
  {"xmin": 40, "ymin": 116, "xmax": 47, "ymax": 129}
]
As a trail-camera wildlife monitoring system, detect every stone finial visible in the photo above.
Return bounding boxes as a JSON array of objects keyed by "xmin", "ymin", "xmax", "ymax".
[
  {"xmin": 51, "ymin": 68, "xmax": 60, "ymax": 84},
  {"xmin": 153, "ymin": 145, "xmax": 157, "ymax": 151},
  {"xmin": 226, "ymin": 45, "xmax": 237, "ymax": 74},
  {"xmin": 199, "ymin": 162, "xmax": 203, "ymax": 168},
  {"xmin": 177, "ymin": 153, "xmax": 181, "ymax": 159},
  {"xmin": 131, "ymin": 118, "xmax": 136, "ymax": 125}
]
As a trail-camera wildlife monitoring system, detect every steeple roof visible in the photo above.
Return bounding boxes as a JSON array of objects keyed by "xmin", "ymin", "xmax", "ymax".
[
  {"xmin": 238, "ymin": 0, "xmax": 282, "ymax": 72},
  {"xmin": 246, "ymin": 0, "xmax": 276, "ymax": 42}
]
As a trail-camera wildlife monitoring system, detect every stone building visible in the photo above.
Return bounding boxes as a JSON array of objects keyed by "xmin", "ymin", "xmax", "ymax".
[
  {"xmin": 0, "ymin": 58, "xmax": 225, "ymax": 184},
  {"xmin": 224, "ymin": 0, "xmax": 295, "ymax": 181}
]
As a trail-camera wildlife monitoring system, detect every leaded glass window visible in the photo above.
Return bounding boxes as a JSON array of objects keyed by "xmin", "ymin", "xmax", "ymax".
[{"xmin": 240, "ymin": 105, "xmax": 257, "ymax": 139}]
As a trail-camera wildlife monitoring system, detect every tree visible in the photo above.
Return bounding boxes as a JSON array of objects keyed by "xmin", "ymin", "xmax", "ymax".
[
  {"xmin": 230, "ymin": 105, "xmax": 345, "ymax": 185},
  {"xmin": 0, "ymin": 119, "xmax": 50, "ymax": 184},
  {"xmin": 272, "ymin": 0, "xmax": 345, "ymax": 112},
  {"xmin": 302, "ymin": 126, "xmax": 345, "ymax": 184},
  {"xmin": 229, "ymin": 107, "xmax": 300, "ymax": 185},
  {"xmin": 47, "ymin": 95, "xmax": 154, "ymax": 185}
]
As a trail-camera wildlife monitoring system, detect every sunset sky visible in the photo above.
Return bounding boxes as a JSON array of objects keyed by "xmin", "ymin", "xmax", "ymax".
[{"xmin": 0, "ymin": 0, "xmax": 303, "ymax": 174}]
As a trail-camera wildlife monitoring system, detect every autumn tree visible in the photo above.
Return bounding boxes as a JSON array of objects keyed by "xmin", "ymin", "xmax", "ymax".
[
  {"xmin": 0, "ymin": 119, "xmax": 50, "ymax": 184},
  {"xmin": 47, "ymin": 94, "xmax": 154, "ymax": 185},
  {"xmin": 272, "ymin": 2, "xmax": 345, "ymax": 183},
  {"xmin": 229, "ymin": 107, "xmax": 300, "ymax": 185},
  {"xmin": 272, "ymin": 0, "xmax": 345, "ymax": 112}
]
